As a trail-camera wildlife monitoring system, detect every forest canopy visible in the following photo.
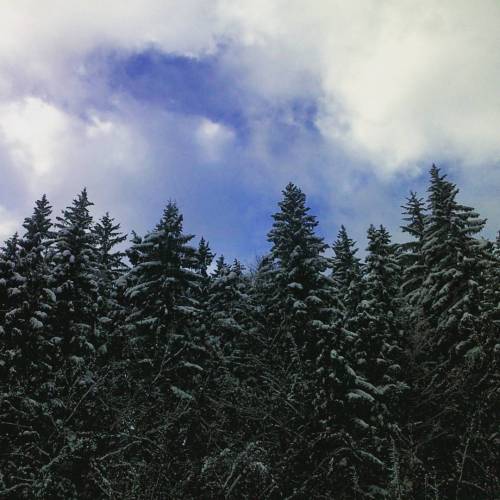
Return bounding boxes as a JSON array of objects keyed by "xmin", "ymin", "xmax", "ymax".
[{"xmin": 0, "ymin": 165, "xmax": 499, "ymax": 499}]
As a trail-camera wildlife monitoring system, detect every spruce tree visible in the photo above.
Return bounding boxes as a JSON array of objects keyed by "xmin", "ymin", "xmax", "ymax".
[
  {"xmin": 408, "ymin": 166, "xmax": 495, "ymax": 498},
  {"xmin": 399, "ymin": 192, "xmax": 427, "ymax": 316},
  {"xmin": 331, "ymin": 225, "xmax": 363, "ymax": 319},
  {"xmin": 123, "ymin": 201, "xmax": 209, "ymax": 495},
  {"xmin": 124, "ymin": 201, "xmax": 203, "ymax": 386},
  {"xmin": 353, "ymin": 225, "xmax": 404, "ymax": 390},
  {"xmin": 94, "ymin": 212, "xmax": 127, "ymax": 360},
  {"xmin": 51, "ymin": 188, "xmax": 99, "ymax": 360},
  {"xmin": 330, "ymin": 224, "xmax": 364, "ymax": 357},
  {"xmin": 206, "ymin": 257, "xmax": 250, "ymax": 365},
  {"xmin": 420, "ymin": 165, "xmax": 487, "ymax": 343},
  {"xmin": 267, "ymin": 182, "xmax": 337, "ymax": 365}
]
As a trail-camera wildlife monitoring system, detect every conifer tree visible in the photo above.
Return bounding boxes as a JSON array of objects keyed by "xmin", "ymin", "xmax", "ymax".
[
  {"xmin": 399, "ymin": 192, "xmax": 427, "ymax": 315},
  {"xmin": 51, "ymin": 188, "xmax": 99, "ymax": 360},
  {"xmin": 0, "ymin": 233, "xmax": 22, "ymax": 362},
  {"xmin": 196, "ymin": 236, "xmax": 215, "ymax": 279},
  {"xmin": 5, "ymin": 196, "xmax": 55, "ymax": 380},
  {"xmin": 353, "ymin": 225, "xmax": 403, "ymax": 391},
  {"xmin": 267, "ymin": 182, "xmax": 337, "ymax": 365},
  {"xmin": 207, "ymin": 257, "xmax": 249, "ymax": 362},
  {"xmin": 123, "ymin": 202, "xmax": 210, "ymax": 494},
  {"xmin": 331, "ymin": 225, "xmax": 364, "ymax": 355},
  {"xmin": 125, "ymin": 201, "xmax": 203, "ymax": 385},
  {"xmin": 331, "ymin": 225, "xmax": 363, "ymax": 318},
  {"xmin": 420, "ymin": 165, "xmax": 487, "ymax": 353},
  {"xmin": 0, "ymin": 174, "xmax": 498, "ymax": 498}
]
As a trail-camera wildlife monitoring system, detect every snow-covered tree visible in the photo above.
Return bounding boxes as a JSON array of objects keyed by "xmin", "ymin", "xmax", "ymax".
[
  {"xmin": 353, "ymin": 225, "xmax": 404, "ymax": 389},
  {"xmin": 420, "ymin": 165, "xmax": 487, "ymax": 354},
  {"xmin": 1, "ymin": 196, "xmax": 55, "ymax": 380},
  {"xmin": 124, "ymin": 201, "xmax": 204, "ymax": 386},
  {"xmin": 399, "ymin": 191, "xmax": 427, "ymax": 314},
  {"xmin": 94, "ymin": 212, "xmax": 127, "ymax": 356},
  {"xmin": 195, "ymin": 236, "xmax": 215, "ymax": 279},
  {"xmin": 267, "ymin": 182, "xmax": 338, "ymax": 366},
  {"xmin": 207, "ymin": 257, "xmax": 250, "ymax": 362},
  {"xmin": 330, "ymin": 224, "xmax": 364, "ymax": 360},
  {"xmin": 51, "ymin": 188, "xmax": 99, "ymax": 361}
]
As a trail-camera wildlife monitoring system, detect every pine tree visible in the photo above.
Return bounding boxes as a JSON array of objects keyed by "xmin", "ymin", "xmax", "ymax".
[
  {"xmin": 123, "ymin": 202, "xmax": 210, "ymax": 495},
  {"xmin": 353, "ymin": 225, "xmax": 404, "ymax": 389},
  {"xmin": 124, "ymin": 201, "xmax": 203, "ymax": 384},
  {"xmin": 420, "ymin": 165, "xmax": 487, "ymax": 354},
  {"xmin": 5, "ymin": 196, "xmax": 55, "ymax": 380},
  {"xmin": 196, "ymin": 236, "xmax": 215, "ymax": 279},
  {"xmin": 51, "ymin": 188, "xmax": 99, "ymax": 361},
  {"xmin": 207, "ymin": 257, "xmax": 250, "ymax": 365},
  {"xmin": 267, "ymin": 183, "xmax": 338, "ymax": 365},
  {"xmin": 399, "ymin": 192, "xmax": 427, "ymax": 315},
  {"xmin": 330, "ymin": 225, "xmax": 363, "ymax": 356},
  {"xmin": 94, "ymin": 212, "xmax": 127, "ymax": 360}
]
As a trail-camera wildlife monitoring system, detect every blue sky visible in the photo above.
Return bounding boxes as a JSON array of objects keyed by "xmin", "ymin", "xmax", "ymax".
[{"xmin": 0, "ymin": 1, "xmax": 499, "ymax": 264}]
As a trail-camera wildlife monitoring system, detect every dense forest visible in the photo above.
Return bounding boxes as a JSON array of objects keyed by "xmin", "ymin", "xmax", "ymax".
[{"xmin": 0, "ymin": 165, "xmax": 498, "ymax": 499}]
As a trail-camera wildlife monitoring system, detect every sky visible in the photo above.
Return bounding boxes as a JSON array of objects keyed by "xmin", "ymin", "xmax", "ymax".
[{"xmin": 0, "ymin": 0, "xmax": 499, "ymax": 263}]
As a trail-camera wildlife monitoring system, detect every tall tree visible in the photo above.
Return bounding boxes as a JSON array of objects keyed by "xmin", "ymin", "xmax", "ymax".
[
  {"xmin": 52, "ymin": 188, "xmax": 99, "ymax": 360},
  {"xmin": 92, "ymin": 212, "xmax": 127, "ymax": 368},
  {"xmin": 353, "ymin": 225, "xmax": 404, "ymax": 390},
  {"xmin": 419, "ymin": 165, "xmax": 487, "ymax": 354},
  {"xmin": 267, "ymin": 182, "xmax": 338, "ymax": 364},
  {"xmin": 331, "ymin": 224, "xmax": 364, "ymax": 352},
  {"xmin": 123, "ymin": 201, "xmax": 210, "ymax": 495},
  {"xmin": 399, "ymin": 191, "xmax": 427, "ymax": 315}
]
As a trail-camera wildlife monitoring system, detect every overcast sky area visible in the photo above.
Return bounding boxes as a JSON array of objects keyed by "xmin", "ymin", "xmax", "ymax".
[{"xmin": 0, "ymin": 1, "xmax": 499, "ymax": 263}]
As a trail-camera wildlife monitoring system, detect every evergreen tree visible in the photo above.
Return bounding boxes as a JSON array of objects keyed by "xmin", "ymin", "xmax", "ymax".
[
  {"xmin": 3, "ymin": 196, "xmax": 55, "ymax": 381},
  {"xmin": 207, "ymin": 257, "xmax": 250, "ymax": 364},
  {"xmin": 353, "ymin": 225, "xmax": 404, "ymax": 391},
  {"xmin": 330, "ymin": 224, "xmax": 364, "ymax": 358},
  {"xmin": 0, "ymin": 174, "xmax": 498, "ymax": 498},
  {"xmin": 331, "ymin": 225, "xmax": 363, "ymax": 320},
  {"xmin": 267, "ymin": 182, "xmax": 338, "ymax": 365},
  {"xmin": 399, "ymin": 191, "xmax": 427, "ymax": 315},
  {"xmin": 420, "ymin": 165, "xmax": 487, "ymax": 343},
  {"xmin": 196, "ymin": 236, "xmax": 215, "ymax": 279},
  {"xmin": 94, "ymin": 212, "xmax": 127, "ymax": 359},
  {"xmin": 124, "ymin": 201, "xmax": 203, "ymax": 385},
  {"xmin": 51, "ymin": 188, "xmax": 99, "ymax": 360},
  {"xmin": 406, "ymin": 167, "xmax": 496, "ymax": 498},
  {"xmin": 123, "ymin": 201, "xmax": 210, "ymax": 495}
]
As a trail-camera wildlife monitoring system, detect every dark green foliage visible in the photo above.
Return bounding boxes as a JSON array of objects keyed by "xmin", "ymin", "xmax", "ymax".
[{"xmin": 0, "ymin": 169, "xmax": 498, "ymax": 499}]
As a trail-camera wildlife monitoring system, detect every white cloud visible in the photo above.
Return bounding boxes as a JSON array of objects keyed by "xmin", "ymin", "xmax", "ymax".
[
  {"xmin": 196, "ymin": 118, "xmax": 235, "ymax": 162},
  {"xmin": 0, "ymin": 0, "xmax": 498, "ymax": 251},
  {"xmin": 0, "ymin": 97, "xmax": 71, "ymax": 176},
  {"xmin": 217, "ymin": 0, "xmax": 500, "ymax": 173},
  {"xmin": 0, "ymin": 97, "xmax": 148, "ymax": 192},
  {"xmin": 0, "ymin": 1, "xmax": 498, "ymax": 174}
]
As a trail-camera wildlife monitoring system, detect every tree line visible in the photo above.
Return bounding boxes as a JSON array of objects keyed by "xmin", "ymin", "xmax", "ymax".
[{"xmin": 0, "ymin": 165, "xmax": 499, "ymax": 499}]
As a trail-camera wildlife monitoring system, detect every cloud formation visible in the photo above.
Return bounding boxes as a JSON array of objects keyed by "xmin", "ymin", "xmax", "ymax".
[{"xmin": 0, "ymin": 1, "xmax": 498, "ymax": 251}]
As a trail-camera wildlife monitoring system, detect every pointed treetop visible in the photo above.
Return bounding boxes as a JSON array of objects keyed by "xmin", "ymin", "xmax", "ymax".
[
  {"xmin": 197, "ymin": 237, "xmax": 215, "ymax": 277},
  {"xmin": 213, "ymin": 254, "xmax": 228, "ymax": 278},
  {"xmin": 401, "ymin": 191, "xmax": 425, "ymax": 240},
  {"xmin": 1, "ymin": 232, "xmax": 20, "ymax": 258},
  {"xmin": 95, "ymin": 212, "xmax": 127, "ymax": 253},
  {"xmin": 22, "ymin": 194, "xmax": 53, "ymax": 248},
  {"xmin": 156, "ymin": 201, "xmax": 183, "ymax": 235}
]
